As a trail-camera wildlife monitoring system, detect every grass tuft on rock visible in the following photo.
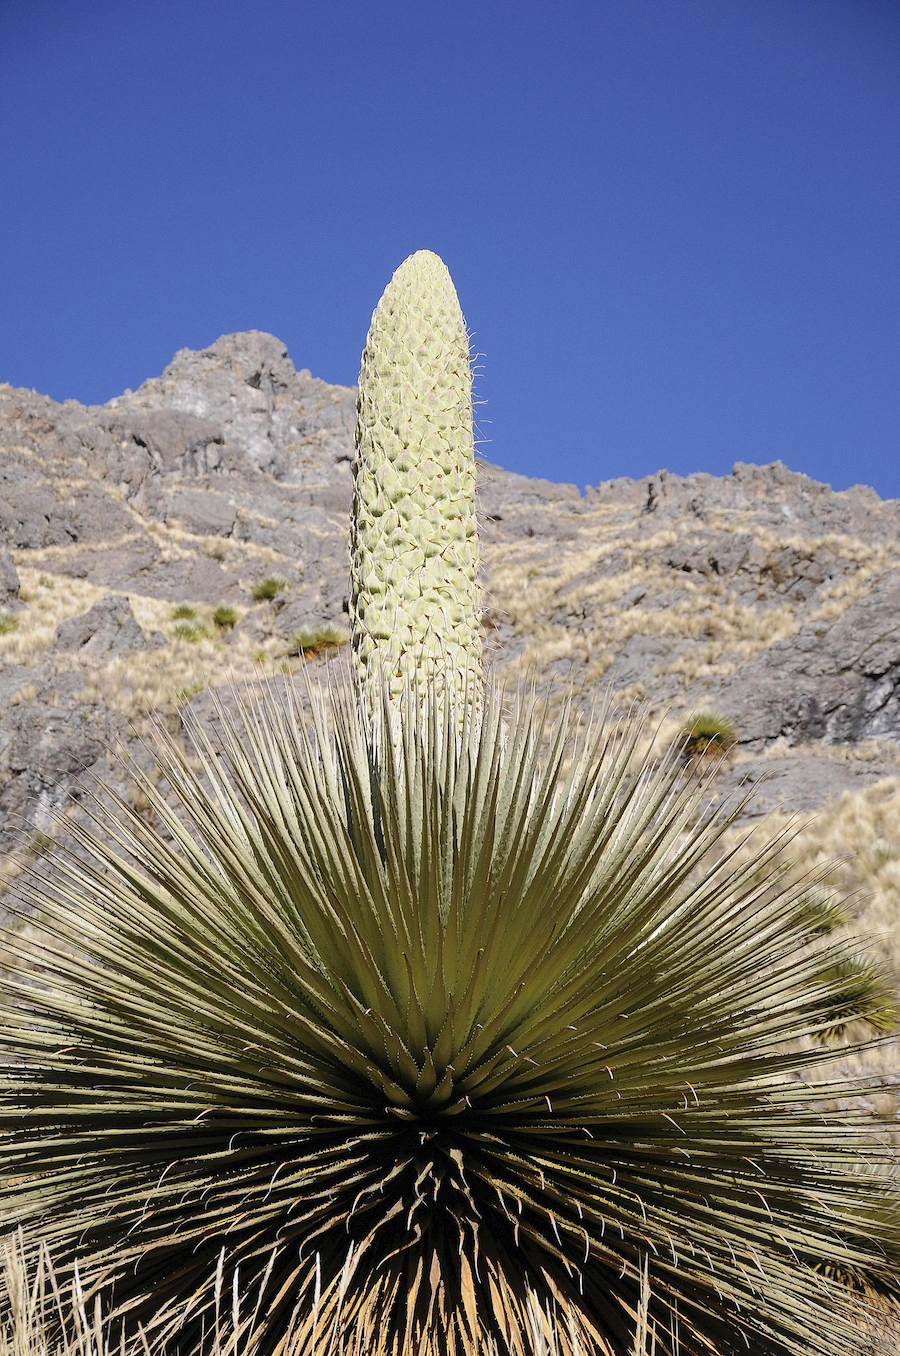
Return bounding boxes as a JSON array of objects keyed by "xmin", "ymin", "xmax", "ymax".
[
  {"xmin": 678, "ymin": 709, "xmax": 738, "ymax": 760},
  {"xmin": 170, "ymin": 620, "xmax": 208, "ymax": 643},
  {"xmin": 251, "ymin": 576, "xmax": 287, "ymax": 602},
  {"xmin": 211, "ymin": 604, "xmax": 239, "ymax": 630},
  {"xmin": 287, "ymin": 624, "xmax": 348, "ymax": 658}
]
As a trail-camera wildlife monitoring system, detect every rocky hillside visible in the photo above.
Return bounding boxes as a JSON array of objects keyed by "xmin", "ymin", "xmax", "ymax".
[{"xmin": 1, "ymin": 329, "xmax": 899, "ymax": 962}]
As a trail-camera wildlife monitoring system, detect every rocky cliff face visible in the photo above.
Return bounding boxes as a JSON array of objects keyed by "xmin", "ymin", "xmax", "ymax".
[{"xmin": 1, "ymin": 328, "xmax": 899, "ymax": 886}]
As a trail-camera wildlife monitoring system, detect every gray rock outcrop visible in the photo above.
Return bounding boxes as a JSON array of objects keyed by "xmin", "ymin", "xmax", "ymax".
[
  {"xmin": 0, "ymin": 549, "xmax": 19, "ymax": 604},
  {"xmin": 715, "ymin": 572, "xmax": 900, "ymax": 748},
  {"xmin": 53, "ymin": 593, "xmax": 159, "ymax": 661}
]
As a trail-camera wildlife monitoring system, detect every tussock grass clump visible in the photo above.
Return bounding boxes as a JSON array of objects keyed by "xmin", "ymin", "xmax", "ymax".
[
  {"xmin": 0, "ymin": 1233, "xmax": 112, "ymax": 1356},
  {"xmin": 817, "ymin": 954, "xmax": 900, "ymax": 1038},
  {"xmin": 1, "ymin": 680, "xmax": 899, "ymax": 1356},
  {"xmin": 171, "ymin": 620, "xmax": 208, "ymax": 643},
  {"xmin": 0, "ymin": 1231, "xmax": 278, "ymax": 1356},
  {"xmin": 678, "ymin": 709, "xmax": 737, "ymax": 760},
  {"xmin": 287, "ymin": 624, "xmax": 347, "ymax": 657},
  {"xmin": 867, "ymin": 837, "xmax": 900, "ymax": 870},
  {"xmin": 211, "ymin": 604, "xmax": 239, "ymax": 630},
  {"xmin": 0, "ymin": 611, "xmax": 18, "ymax": 634},
  {"xmin": 251, "ymin": 576, "xmax": 287, "ymax": 602},
  {"xmin": 170, "ymin": 603, "xmax": 197, "ymax": 621}
]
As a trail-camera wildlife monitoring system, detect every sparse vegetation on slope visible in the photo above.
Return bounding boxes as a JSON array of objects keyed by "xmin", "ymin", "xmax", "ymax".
[{"xmin": 170, "ymin": 619, "xmax": 208, "ymax": 642}]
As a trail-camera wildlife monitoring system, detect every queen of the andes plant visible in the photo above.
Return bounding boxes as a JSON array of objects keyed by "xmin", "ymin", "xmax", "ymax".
[{"xmin": 0, "ymin": 252, "xmax": 899, "ymax": 1356}]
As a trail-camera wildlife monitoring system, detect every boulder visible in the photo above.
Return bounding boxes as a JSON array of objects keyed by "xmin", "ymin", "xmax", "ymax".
[
  {"xmin": 53, "ymin": 593, "xmax": 156, "ymax": 660},
  {"xmin": 164, "ymin": 488, "xmax": 237, "ymax": 537},
  {"xmin": 0, "ymin": 548, "xmax": 19, "ymax": 602},
  {"xmin": 716, "ymin": 751, "xmax": 900, "ymax": 820}
]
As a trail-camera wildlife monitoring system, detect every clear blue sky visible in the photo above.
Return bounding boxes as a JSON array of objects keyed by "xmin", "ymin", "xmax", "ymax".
[{"xmin": 2, "ymin": 1, "xmax": 898, "ymax": 497}]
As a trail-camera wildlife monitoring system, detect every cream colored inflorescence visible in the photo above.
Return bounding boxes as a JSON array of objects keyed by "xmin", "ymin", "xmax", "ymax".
[{"xmin": 349, "ymin": 250, "xmax": 482, "ymax": 712}]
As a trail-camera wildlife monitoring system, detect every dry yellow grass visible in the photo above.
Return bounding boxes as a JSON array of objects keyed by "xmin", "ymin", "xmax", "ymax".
[
  {"xmin": 0, "ymin": 1230, "xmax": 692, "ymax": 1356},
  {"xmin": 0, "ymin": 571, "xmax": 104, "ymax": 667},
  {"xmin": 720, "ymin": 777, "xmax": 900, "ymax": 1137},
  {"xmin": 80, "ymin": 637, "xmax": 292, "ymax": 723},
  {"xmin": 485, "ymin": 536, "xmax": 799, "ymax": 704},
  {"xmin": 737, "ymin": 778, "xmax": 900, "ymax": 971}
]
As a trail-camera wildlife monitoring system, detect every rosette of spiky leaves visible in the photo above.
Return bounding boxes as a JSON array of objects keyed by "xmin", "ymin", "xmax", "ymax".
[
  {"xmin": 1, "ymin": 679, "xmax": 899, "ymax": 1356},
  {"xmin": 816, "ymin": 954, "xmax": 899, "ymax": 1039},
  {"xmin": 350, "ymin": 250, "xmax": 481, "ymax": 710}
]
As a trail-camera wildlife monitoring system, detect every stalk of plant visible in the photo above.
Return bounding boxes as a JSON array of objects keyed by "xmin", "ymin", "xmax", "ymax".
[{"xmin": 350, "ymin": 250, "xmax": 482, "ymax": 711}]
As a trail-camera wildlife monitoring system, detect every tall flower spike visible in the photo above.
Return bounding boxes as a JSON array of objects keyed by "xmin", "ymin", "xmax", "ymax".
[{"xmin": 349, "ymin": 250, "xmax": 482, "ymax": 713}]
